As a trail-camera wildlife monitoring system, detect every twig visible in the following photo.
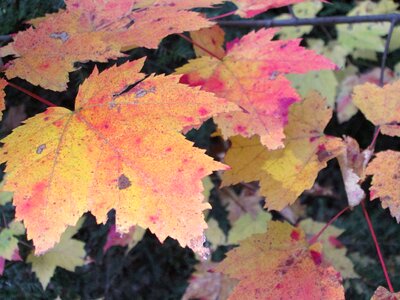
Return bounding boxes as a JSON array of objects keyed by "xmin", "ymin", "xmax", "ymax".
[
  {"xmin": 380, "ymin": 18, "xmax": 396, "ymax": 86},
  {"xmin": 218, "ymin": 13, "xmax": 400, "ymax": 28},
  {"xmin": 6, "ymin": 81, "xmax": 57, "ymax": 107},
  {"xmin": 308, "ymin": 206, "xmax": 350, "ymax": 245},
  {"xmin": 208, "ymin": 10, "xmax": 237, "ymax": 21},
  {"xmin": 177, "ymin": 33, "xmax": 223, "ymax": 60},
  {"xmin": 0, "ymin": 35, "xmax": 12, "ymax": 43},
  {"xmin": 361, "ymin": 200, "xmax": 394, "ymax": 293}
]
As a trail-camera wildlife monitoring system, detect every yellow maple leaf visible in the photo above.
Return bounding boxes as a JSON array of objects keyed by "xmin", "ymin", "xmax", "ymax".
[
  {"xmin": 353, "ymin": 80, "xmax": 400, "ymax": 137},
  {"xmin": 217, "ymin": 221, "xmax": 345, "ymax": 300},
  {"xmin": 222, "ymin": 92, "xmax": 343, "ymax": 211},
  {"xmin": 27, "ymin": 218, "xmax": 85, "ymax": 289},
  {"xmin": 0, "ymin": 58, "xmax": 239, "ymax": 256},
  {"xmin": 367, "ymin": 150, "xmax": 400, "ymax": 222},
  {"xmin": 190, "ymin": 25, "xmax": 226, "ymax": 59}
]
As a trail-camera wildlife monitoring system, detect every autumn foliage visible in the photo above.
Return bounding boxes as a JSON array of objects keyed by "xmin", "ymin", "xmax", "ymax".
[{"xmin": 0, "ymin": 0, "xmax": 400, "ymax": 299}]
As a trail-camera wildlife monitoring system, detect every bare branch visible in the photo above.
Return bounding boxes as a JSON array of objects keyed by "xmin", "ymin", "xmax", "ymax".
[{"xmin": 217, "ymin": 13, "xmax": 400, "ymax": 28}]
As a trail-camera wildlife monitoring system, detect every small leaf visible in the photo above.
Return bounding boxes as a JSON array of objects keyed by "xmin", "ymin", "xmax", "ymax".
[
  {"xmin": 371, "ymin": 286, "xmax": 400, "ymax": 300},
  {"xmin": 27, "ymin": 218, "xmax": 86, "ymax": 289},
  {"xmin": 367, "ymin": 150, "xmax": 400, "ymax": 222},
  {"xmin": 353, "ymin": 80, "xmax": 400, "ymax": 137}
]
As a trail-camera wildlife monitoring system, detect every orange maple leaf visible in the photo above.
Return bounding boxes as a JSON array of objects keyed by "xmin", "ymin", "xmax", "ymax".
[
  {"xmin": 217, "ymin": 221, "xmax": 345, "ymax": 300},
  {"xmin": 353, "ymin": 80, "xmax": 400, "ymax": 137},
  {"xmin": 1, "ymin": 0, "xmax": 221, "ymax": 91},
  {"xmin": 367, "ymin": 150, "xmax": 400, "ymax": 223},
  {"xmin": 177, "ymin": 28, "xmax": 336, "ymax": 149},
  {"xmin": 0, "ymin": 58, "xmax": 239, "ymax": 256}
]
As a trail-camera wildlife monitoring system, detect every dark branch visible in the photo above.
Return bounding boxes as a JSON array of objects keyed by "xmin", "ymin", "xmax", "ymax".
[
  {"xmin": 380, "ymin": 18, "xmax": 397, "ymax": 86},
  {"xmin": 217, "ymin": 13, "xmax": 400, "ymax": 28}
]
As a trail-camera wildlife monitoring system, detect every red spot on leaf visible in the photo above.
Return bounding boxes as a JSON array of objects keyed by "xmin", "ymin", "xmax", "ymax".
[
  {"xmin": 290, "ymin": 229, "xmax": 300, "ymax": 241},
  {"xmin": 198, "ymin": 107, "xmax": 209, "ymax": 116},
  {"xmin": 234, "ymin": 125, "xmax": 247, "ymax": 133},
  {"xmin": 184, "ymin": 116, "xmax": 194, "ymax": 122},
  {"xmin": 165, "ymin": 147, "xmax": 172, "ymax": 152},
  {"xmin": 39, "ymin": 62, "xmax": 50, "ymax": 70},
  {"xmin": 310, "ymin": 250, "xmax": 322, "ymax": 265},
  {"xmin": 149, "ymin": 215, "xmax": 158, "ymax": 223},
  {"xmin": 53, "ymin": 120, "xmax": 64, "ymax": 128},
  {"xmin": 275, "ymin": 283, "xmax": 283, "ymax": 289}
]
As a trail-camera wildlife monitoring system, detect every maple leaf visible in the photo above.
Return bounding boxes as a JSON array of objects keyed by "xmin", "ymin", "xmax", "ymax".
[
  {"xmin": 299, "ymin": 219, "xmax": 359, "ymax": 279},
  {"xmin": 1, "ymin": 0, "xmax": 220, "ymax": 91},
  {"xmin": 0, "ymin": 58, "xmax": 239, "ymax": 256},
  {"xmin": 275, "ymin": 1, "xmax": 323, "ymax": 39},
  {"xmin": 0, "ymin": 220, "xmax": 24, "ymax": 275},
  {"xmin": 27, "ymin": 218, "xmax": 86, "ymax": 289},
  {"xmin": 205, "ymin": 218, "xmax": 227, "ymax": 250},
  {"xmin": 227, "ymin": 210, "xmax": 271, "ymax": 244},
  {"xmin": 0, "ymin": 78, "xmax": 6, "ymax": 120},
  {"xmin": 177, "ymin": 28, "xmax": 336, "ymax": 149},
  {"xmin": 218, "ymin": 186, "xmax": 263, "ymax": 223},
  {"xmin": 366, "ymin": 150, "xmax": 400, "ymax": 222},
  {"xmin": 231, "ymin": 0, "xmax": 311, "ymax": 18},
  {"xmin": 190, "ymin": 25, "xmax": 226, "ymax": 58},
  {"xmin": 353, "ymin": 80, "xmax": 400, "ymax": 137},
  {"xmin": 182, "ymin": 261, "xmax": 238, "ymax": 300},
  {"xmin": 222, "ymin": 92, "xmax": 344, "ymax": 211},
  {"xmin": 371, "ymin": 286, "xmax": 400, "ymax": 300},
  {"xmin": 217, "ymin": 221, "xmax": 345, "ymax": 300},
  {"xmin": 336, "ymin": 68, "xmax": 394, "ymax": 123}
]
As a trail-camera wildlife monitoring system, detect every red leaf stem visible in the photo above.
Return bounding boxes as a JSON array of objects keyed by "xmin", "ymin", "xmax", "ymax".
[
  {"xmin": 6, "ymin": 81, "xmax": 57, "ymax": 107},
  {"xmin": 176, "ymin": 33, "xmax": 224, "ymax": 60},
  {"xmin": 361, "ymin": 200, "xmax": 394, "ymax": 293},
  {"xmin": 208, "ymin": 10, "xmax": 237, "ymax": 21},
  {"xmin": 308, "ymin": 206, "xmax": 350, "ymax": 245}
]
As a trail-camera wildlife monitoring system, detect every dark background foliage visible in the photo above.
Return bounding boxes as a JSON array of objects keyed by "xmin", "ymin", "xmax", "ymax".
[{"xmin": 0, "ymin": 1, "xmax": 400, "ymax": 299}]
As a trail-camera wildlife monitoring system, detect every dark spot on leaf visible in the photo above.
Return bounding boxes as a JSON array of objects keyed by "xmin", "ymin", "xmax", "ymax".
[
  {"xmin": 36, "ymin": 144, "xmax": 46, "ymax": 154},
  {"xmin": 49, "ymin": 32, "xmax": 69, "ymax": 42},
  {"xmin": 118, "ymin": 174, "xmax": 131, "ymax": 190}
]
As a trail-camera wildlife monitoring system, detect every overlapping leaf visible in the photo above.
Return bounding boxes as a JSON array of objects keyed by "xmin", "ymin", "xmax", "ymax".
[
  {"xmin": 353, "ymin": 80, "xmax": 400, "ymax": 137},
  {"xmin": 222, "ymin": 92, "xmax": 343, "ymax": 211},
  {"xmin": 0, "ymin": 58, "xmax": 239, "ymax": 256},
  {"xmin": 300, "ymin": 219, "xmax": 359, "ymax": 279},
  {"xmin": 337, "ymin": 137, "xmax": 372, "ymax": 207},
  {"xmin": 336, "ymin": 68, "xmax": 395, "ymax": 123},
  {"xmin": 367, "ymin": 151, "xmax": 400, "ymax": 222},
  {"xmin": 27, "ymin": 218, "xmax": 85, "ymax": 289},
  {"xmin": 0, "ymin": 0, "xmax": 221, "ymax": 91},
  {"xmin": 0, "ymin": 220, "xmax": 24, "ymax": 275},
  {"xmin": 371, "ymin": 286, "xmax": 400, "ymax": 300},
  {"xmin": 217, "ymin": 221, "xmax": 345, "ymax": 299},
  {"xmin": 177, "ymin": 28, "xmax": 336, "ymax": 149}
]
